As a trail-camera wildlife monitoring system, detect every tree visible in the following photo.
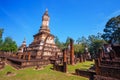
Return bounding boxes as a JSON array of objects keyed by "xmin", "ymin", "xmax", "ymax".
[
  {"xmin": 0, "ymin": 28, "xmax": 4, "ymax": 38},
  {"xmin": 64, "ymin": 37, "xmax": 70, "ymax": 48},
  {"xmin": 74, "ymin": 44, "xmax": 84, "ymax": 54},
  {"xmin": 54, "ymin": 36, "xmax": 65, "ymax": 50},
  {"xmin": 0, "ymin": 28, "xmax": 18, "ymax": 52},
  {"xmin": 76, "ymin": 36, "xmax": 88, "ymax": 47},
  {"xmin": 0, "ymin": 29, "xmax": 4, "ymax": 50},
  {"xmin": 88, "ymin": 34, "xmax": 106, "ymax": 58},
  {"xmin": 74, "ymin": 36, "xmax": 88, "ymax": 56},
  {"xmin": 76, "ymin": 37, "xmax": 81, "ymax": 44},
  {"xmin": 1, "ymin": 37, "xmax": 18, "ymax": 52},
  {"xmin": 102, "ymin": 15, "xmax": 120, "ymax": 44},
  {"xmin": 54, "ymin": 36, "xmax": 61, "ymax": 47}
]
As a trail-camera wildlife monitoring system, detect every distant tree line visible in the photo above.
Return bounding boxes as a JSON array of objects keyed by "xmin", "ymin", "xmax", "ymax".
[
  {"xmin": 55, "ymin": 33, "xmax": 106, "ymax": 58},
  {"xmin": 0, "ymin": 29, "xmax": 17, "ymax": 52}
]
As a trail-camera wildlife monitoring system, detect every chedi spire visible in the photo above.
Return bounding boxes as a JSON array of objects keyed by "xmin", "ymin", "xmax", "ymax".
[{"xmin": 39, "ymin": 9, "xmax": 50, "ymax": 33}]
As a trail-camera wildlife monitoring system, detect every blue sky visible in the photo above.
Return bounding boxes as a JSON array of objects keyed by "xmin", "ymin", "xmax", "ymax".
[{"xmin": 0, "ymin": 0, "xmax": 120, "ymax": 46}]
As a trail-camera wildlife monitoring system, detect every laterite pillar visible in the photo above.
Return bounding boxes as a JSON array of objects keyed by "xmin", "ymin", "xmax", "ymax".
[
  {"xmin": 70, "ymin": 39, "xmax": 74, "ymax": 65},
  {"xmin": 63, "ymin": 49, "xmax": 67, "ymax": 73}
]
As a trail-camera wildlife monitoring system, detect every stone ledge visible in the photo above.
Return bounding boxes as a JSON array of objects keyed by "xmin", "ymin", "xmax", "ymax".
[{"xmin": 94, "ymin": 75, "xmax": 120, "ymax": 80}]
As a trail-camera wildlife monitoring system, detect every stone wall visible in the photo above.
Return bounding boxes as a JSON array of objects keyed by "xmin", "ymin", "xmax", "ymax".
[
  {"xmin": 99, "ymin": 66, "xmax": 120, "ymax": 79},
  {"xmin": 7, "ymin": 58, "xmax": 50, "ymax": 69},
  {"xmin": 53, "ymin": 64, "xmax": 64, "ymax": 72},
  {"xmin": 94, "ymin": 75, "xmax": 119, "ymax": 80},
  {"xmin": 94, "ymin": 58, "xmax": 120, "ymax": 80},
  {"xmin": 75, "ymin": 69, "xmax": 96, "ymax": 80},
  {"xmin": 21, "ymin": 60, "xmax": 50, "ymax": 68}
]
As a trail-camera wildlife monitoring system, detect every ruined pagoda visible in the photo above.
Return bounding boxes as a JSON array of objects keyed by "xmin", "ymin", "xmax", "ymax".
[
  {"xmin": 28, "ymin": 9, "xmax": 62, "ymax": 59},
  {"xmin": 7, "ymin": 9, "xmax": 61, "ymax": 69},
  {"xmin": 18, "ymin": 38, "xmax": 26, "ymax": 53}
]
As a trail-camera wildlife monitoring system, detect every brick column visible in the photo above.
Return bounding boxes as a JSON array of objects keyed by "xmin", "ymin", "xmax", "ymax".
[
  {"xmin": 70, "ymin": 39, "xmax": 74, "ymax": 65},
  {"xmin": 18, "ymin": 53, "xmax": 22, "ymax": 59},
  {"xmin": 63, "ymin": 49, "xmax": 67, "ymax": 62},
  {"xmin": 95, "ymin": 58, "xmax": 100, "ymax": 75},
  {"xmin": 98, "ymin": 48, "xmax": 103, "ymax": 60},
  {"xmin": 28, "ymin": 51, "xmax": 31, "ymax": 61},
  {"xmin": 63, "ymin": 49, "xmax": 67, "ymax": 73},
  {"xmin": 23, "ymin": 52, "xmax": 26, "ymax": 59}
]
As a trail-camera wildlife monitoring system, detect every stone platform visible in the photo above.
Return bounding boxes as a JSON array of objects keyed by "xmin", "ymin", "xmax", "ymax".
[
  {"xmin": 7, "ymin": 57, "xmax": 50, "ymax": 69},
  {"xmin": 94, "ymin": 58, "xmax": 120, "ymax": 80},
  {"xmin": 94, "ymin": 75, "xmax": 119, "ymax": 80}
]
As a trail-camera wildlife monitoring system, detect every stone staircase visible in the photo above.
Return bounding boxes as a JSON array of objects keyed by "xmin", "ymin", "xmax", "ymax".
[
  {"xmin": 6, "ymin": 60, "xmax": 21, "ymax": 70},
  {"xmin": 100, "ymin": 59, "xmax": 120, "ymax": 69},
  {"xmin": 94, "ymin": 75, "xmax": 119, "ymax": 80},
  {"xmin": 94, "ymin": 58, "xmax": 120, "ymax": 80},
  {"xmin": 7, "ymin": 57, "xmax": 51, "ymax": 69}
]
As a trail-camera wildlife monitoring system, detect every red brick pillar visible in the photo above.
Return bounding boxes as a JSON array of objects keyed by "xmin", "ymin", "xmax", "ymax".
[
  {"xmin": 28, "ymin": 52, "xmax": 31, "ymax": 61},
  {"xmin": 66, "ymin": 48, "xmax": 70, "ymax": 64},
  {"xmin": 63, "ymin": 49, "xmax": 67, "ymax": 62},
  {"xmin": 63, "ymin": 49, "xmax": 67, "ymax": 73},
  {"xmin": 18, "ymin": 53, "xmax": 22, "ymax": 59},
  {"xmin": 70, "ymin": 39, "xmax": 74, "ymax": 65},
  {"xmin": 23, "ymin": 52, "xmax": 26, "ymax": 59},
  {"xmin": 95, "ymin": 58, "xmax": 100, "ymax": 75},
  {"xmin": 99, "ymin": 48, "xmax": 103, "ymax": 61}
]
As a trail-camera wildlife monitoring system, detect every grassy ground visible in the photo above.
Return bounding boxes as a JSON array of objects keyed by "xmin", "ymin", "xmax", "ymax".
[
  {"xmin": 0, "ymin": 61, "xmax": 94, "ymax": 80},
  {"xmin": 68, "ymin": 61, "xmax": 94, "ymax": 73}
]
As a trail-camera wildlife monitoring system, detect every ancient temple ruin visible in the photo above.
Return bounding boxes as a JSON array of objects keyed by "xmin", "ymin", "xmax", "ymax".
[
  {"xmin": 7, "ymin": 9, "xmax": 62, "ymax": 68},
  {"xmin": 27, "ymin": 9, "xmax": 62, "ymax": 60},
  {"xmin": 18, "ymin": 38, "xmax": 26, "ymax": 53},
  {"xmin": 94, "ymin": 44, "xmax": 120, "ymax": 80},
  {"xmin": 75, "ymin": 44, "xmax": 120, "ymax": 80}
]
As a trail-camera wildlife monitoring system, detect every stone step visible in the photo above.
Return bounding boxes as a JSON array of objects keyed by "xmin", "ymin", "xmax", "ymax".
[
  {"xmin": 6, "ymin": 60, "xmax": 20, "ymax": 69},
  {"xmin": 7, "ymin": 58, "xmax": 50, "ymax": 69},
  {"xmin": 94, "ymin": 75, "xmax": 119, "ymax": 80},
  {"xmin": 100, "ymin": 60, "xmax": 120, "ymax": 68},
  {"xmin": 99, "ymin": 65, "xmax": 120, "ymax": 79},
  {"xmin": 115, "ymin": 57, "xmax": 120, "ymax": 61},
  {"xmin": 100, "ymin": 65, "xmax": 120, "ymax": 69}
]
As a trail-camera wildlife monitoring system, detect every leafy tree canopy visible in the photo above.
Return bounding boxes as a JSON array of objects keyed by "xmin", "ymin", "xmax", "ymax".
[
  {"xmin": 0, "ymin": 28, "xmax": 4, "ymax": 50},
  {"xmin": 55, "ymin": 36, "xmax": 71, "ymax": 50},
  {"xmin": 0, "ymin": 28, "xmax": 18, "ymax": 52},
  {"xmin": 102, "ymin": 15, "xmax": 120, "ymax": 44},
  {"xmin": 76, "ymin": 36, "xmax": 88, "ymax": 47},
  {"xmin": 74, "ymin": 44, "xmax": 84, "ymax": 54},
  {"xmin": 0, "ymin": 28, "xmax": 4, "ymax": 38},
  {"xmin": 1, "ymin": 37, "xmax": 18, "ymax": 52},
  {"xmin": 88, "ymin": 33, "xmax": 106, "ymax": 54}
]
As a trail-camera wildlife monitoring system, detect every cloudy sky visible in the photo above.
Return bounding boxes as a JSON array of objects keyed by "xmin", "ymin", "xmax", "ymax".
[{"xmin": 0, "ymin": 0, "xmax": 120, "ymax": 46}]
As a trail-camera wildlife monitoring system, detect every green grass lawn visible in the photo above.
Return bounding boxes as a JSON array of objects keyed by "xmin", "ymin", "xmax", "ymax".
[
  {"xmin": 0, "ymin": 61, "xmax": 94, "ymax": 80},
  {"xmin": 68, "ymin": 61, "xmax": 94, "ymax": 73}
]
